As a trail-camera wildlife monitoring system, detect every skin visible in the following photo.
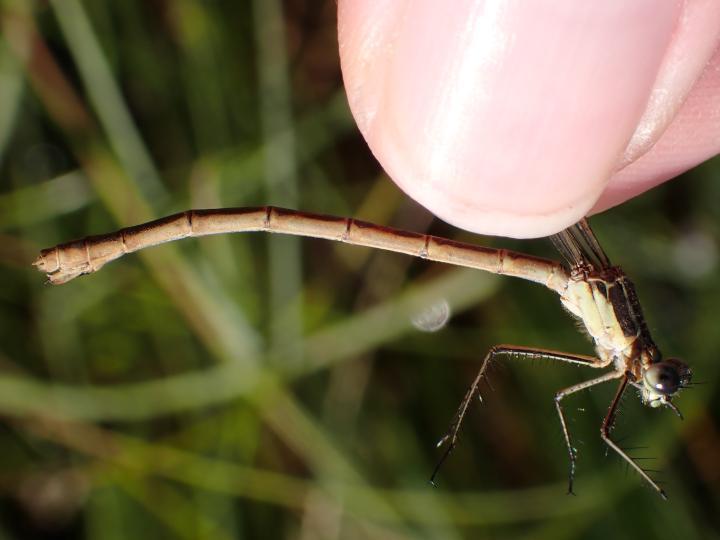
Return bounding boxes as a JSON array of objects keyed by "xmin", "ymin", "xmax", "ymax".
[{"xmin": 338, "ymin": 0, "xmax": 720, "ymax": 238}]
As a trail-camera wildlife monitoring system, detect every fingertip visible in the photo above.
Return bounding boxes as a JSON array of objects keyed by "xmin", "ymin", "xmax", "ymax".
[
  {"xmin": 405, "ymin": 179, "xmax": 603, "ymax": 238},
  {"xmin": 339, "ymin": 1, "xmax": 684, "ymax": 237}
]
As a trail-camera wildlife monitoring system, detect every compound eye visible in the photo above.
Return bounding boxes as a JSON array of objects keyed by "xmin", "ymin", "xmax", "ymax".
[{"xmin": 644, "ymin": 363, "xmax": 681, "ymax": 396}]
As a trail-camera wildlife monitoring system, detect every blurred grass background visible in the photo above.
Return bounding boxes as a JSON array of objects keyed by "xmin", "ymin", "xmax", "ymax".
[{"xmin": 0, "ymin": 1, "xmax": 719, "ymax": 538}]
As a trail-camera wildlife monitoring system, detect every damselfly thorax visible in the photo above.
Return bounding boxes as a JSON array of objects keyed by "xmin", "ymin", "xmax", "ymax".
[
  {"xmin": 553, "ymin": 223, "xmax": 691, "ymax": 411},
  {"xmin": 561, "ymin": 265, "xmax": 658, "ymax": 368}
]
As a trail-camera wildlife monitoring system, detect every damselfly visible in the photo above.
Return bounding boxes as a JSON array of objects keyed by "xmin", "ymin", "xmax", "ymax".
[{"xmin": 33, "ymin": 206, "xmax": 692, "ymax": 499}]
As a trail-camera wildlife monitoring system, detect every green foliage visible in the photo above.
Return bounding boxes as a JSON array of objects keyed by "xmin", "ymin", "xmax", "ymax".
[{"xmin": 0, "ymin": 0, "xmax": 718, "ymax": 537}]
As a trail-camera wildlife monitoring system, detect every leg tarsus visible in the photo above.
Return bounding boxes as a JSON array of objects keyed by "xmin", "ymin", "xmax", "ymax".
[
  {"xmin": 601, "ymin": 425, "xmax": 668, "ymax": 500},
  {"xmin": 429, "ymin": 439, "xmax": 456, "ymax": 486}
]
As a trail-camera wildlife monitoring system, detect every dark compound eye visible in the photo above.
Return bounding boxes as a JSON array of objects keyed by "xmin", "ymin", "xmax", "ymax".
[{"xmin": 644, "ymin": 363, "xmax": 681, "ymax": 396}]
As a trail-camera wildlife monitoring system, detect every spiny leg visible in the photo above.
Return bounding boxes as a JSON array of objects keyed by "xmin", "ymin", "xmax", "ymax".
[
  {"xmin": 431, "ymin": 345, "xmax": 604, "ymax": 485},
  {"xmin": 600, "ymin": 377, "xmax": 668, "ymax": 500},
  {"xmin": 554, "ymin": 370, "xmax": 624, "ymax": 495}
]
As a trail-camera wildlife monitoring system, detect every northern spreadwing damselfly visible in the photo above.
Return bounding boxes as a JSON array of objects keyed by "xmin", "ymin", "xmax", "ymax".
[{"xmin": 33, "ymin": 206, "xmax": 692, "ymax": 499}]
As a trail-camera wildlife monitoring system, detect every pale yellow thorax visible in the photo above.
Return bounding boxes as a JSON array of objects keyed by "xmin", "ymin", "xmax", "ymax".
[{"xmin": 560, "ymin": 277, "xmax": 637, "ymax": 360}]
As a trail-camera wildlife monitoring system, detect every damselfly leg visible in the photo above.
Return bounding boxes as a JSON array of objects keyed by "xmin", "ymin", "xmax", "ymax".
[
  {"xmin": 554, "ymin": 370, "xmax": 623, "ymax": 494},
  {"xmin": 431, "ymin": 345, "xmax": 612, "ymax": 491},
  {"xmin": 600, "ymin": 377, "xmax": 668, "ymax": 500}
]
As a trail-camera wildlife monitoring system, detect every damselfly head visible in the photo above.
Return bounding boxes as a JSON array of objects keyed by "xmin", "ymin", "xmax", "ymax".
[{"xmin": 641, "ymin": 358, "xmax": 692, "ymax": 409}]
